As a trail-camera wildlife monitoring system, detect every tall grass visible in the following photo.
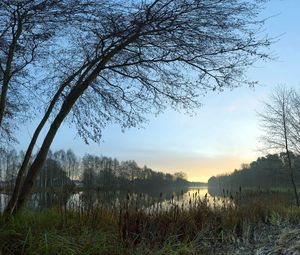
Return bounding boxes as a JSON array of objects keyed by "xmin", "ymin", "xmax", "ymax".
[{"xmin": 1, "ymin": 191, "xmax": 300, "ymax": 254}]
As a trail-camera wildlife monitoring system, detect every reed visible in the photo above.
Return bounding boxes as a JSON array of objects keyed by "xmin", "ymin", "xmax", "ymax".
[{"xmin": 1, "ymin": 190, "xmax": 300, "ymax": 254}]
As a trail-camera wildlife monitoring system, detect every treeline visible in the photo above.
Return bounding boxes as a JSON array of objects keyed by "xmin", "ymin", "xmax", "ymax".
[
  {"xmin": 208, "ymin": 153, "xmax": 300, "ymax": 190},
  {"xmin": 0, "ymin": 149, "xmax": 77, "ymax": 190},
  {"xmin": 81, "ymin": 154, "xmax": 189, "ymax": 191},
  {"xmin": 0, "ymin": 149, "xmax": 188, "ymax": 191}
]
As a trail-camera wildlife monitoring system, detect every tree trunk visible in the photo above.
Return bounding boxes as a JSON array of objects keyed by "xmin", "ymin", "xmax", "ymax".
[
  {"xmin": 8, "ymin": 31, "xmax": 141, "ymax": 214},
  {"xmin": 0, "ymin": 16, "xmax": 23, "ymax": 126},
  {"xmin": 11, "ymin": 79, "xmax": 88, "ymax": 214},
  {"xmin": 289, "ymin": 164, "xmax": 299, "ymax": 206},
  {"xmin": 10, "ymin": 61, "xmax": 103, "ymax": 214},
  {"xmin": 285, "ymin": 149, "xmax": 299, "ymax": 206},
  {"xmin": 4, "ymin": 64, "xmax": 90, "ymax": 216},
  {"xmin": 11, "ymin": 101, "xmax": 74, "ymax": 214},
  {"xmin": 283, "ymin": 101, "xmax": 299, "ymax": 206}
]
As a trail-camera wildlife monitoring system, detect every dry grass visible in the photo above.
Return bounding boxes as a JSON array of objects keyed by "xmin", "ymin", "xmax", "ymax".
[{"xmin": 1, "ymin": 191, "xmax": 300, "ymax": 254}]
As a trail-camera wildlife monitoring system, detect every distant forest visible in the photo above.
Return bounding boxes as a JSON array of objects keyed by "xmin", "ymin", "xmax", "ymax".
[
  {"xmin": 208, "ymin": 153, "xmax": 300, "ymax": 190},
  {"xmin": 0, "ymin": 149, "xmax": 191, "ymax": 192}
]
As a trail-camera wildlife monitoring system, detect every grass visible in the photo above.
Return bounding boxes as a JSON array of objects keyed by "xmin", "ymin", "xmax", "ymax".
[{"xmin": 1, "ymin": 191, "xmax": 300, "ymax": 254}]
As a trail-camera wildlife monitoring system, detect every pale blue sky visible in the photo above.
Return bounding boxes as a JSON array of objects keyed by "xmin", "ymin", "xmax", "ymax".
[{"xmin": 16, "ymin": 0, "xmax": 300, "ymax": 181}]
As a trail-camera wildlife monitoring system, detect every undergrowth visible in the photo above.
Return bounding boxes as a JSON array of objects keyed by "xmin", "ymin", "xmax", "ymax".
[{"xmin": 1, "ymin": 192, "xmax": 300, "ymax": 255}]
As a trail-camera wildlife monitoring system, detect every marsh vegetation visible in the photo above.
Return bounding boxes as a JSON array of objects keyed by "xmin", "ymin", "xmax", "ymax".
[
  {"xmin": 1, "ymin": 0, "xmax": 300, "ymax": 254},
  {"xmin": 1, "ymin": 188, "xmax": 300, "ymax": 255}
]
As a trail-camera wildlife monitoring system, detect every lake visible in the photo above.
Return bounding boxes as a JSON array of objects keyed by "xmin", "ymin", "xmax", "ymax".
[{"xmin": 0, "ymin": 186, "xmax": 232, "ymax": 213}]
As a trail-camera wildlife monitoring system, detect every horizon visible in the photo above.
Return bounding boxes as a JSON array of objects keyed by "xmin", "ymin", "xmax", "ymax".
[{"xmin": 13, "ymin": 0, "xmax": 300, "ymax": 182}]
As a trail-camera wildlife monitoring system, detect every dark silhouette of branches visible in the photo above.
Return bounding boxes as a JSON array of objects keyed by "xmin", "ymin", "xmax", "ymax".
[
  {"xmin": 258, "ymin": 86, "xmax": 300, "ymax": 206},
  {"xmin": 4, "ymin": 0, "xmax": 272, "ymax": 214}
]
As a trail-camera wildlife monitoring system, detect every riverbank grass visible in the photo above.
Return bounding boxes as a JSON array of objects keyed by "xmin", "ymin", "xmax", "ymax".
[{"xmin": 1, "ymin": 192, "xmax": 300, "ymax": 255}]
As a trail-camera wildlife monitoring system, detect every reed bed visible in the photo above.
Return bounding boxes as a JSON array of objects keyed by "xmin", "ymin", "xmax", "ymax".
[{"xmin": 1, "ymin": 190, "xmax": 300, "ymax": 255}]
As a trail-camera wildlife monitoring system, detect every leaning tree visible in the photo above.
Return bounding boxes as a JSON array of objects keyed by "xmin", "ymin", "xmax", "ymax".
[
  {"xmin": 0, "ymin": 0, "xmax": 97, "ymax": 214},
  {"xmin": 4, "ymin": 0, "xmax": 272, "ymax": 215}
]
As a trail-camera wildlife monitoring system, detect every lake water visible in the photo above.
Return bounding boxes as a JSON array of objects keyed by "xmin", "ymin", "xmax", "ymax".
[{"xmin": 0, "ymin": 186, "xmax": 232, "ymax": 213}]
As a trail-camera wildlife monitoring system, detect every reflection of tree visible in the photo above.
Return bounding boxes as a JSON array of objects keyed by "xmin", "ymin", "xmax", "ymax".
[
  {"xmin": 26, "ymin": 191, "xmax": 70, "ymax": 211},
  {"xmin": 0, "ymin": 148, "xmax": 189, "ymax": 194},
  {"xmin": 1, "ymin": 149, "xmax": 192, "ymax": 210},
  {"xmin": 78, "ymin": 187, "xmax": 190, "ymax": 211}
]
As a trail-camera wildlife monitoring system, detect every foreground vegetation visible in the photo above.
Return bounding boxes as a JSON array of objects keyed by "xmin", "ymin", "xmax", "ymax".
[{"xmin": 1, "ymin": 192, "xmax": 300, "ymax": 255}]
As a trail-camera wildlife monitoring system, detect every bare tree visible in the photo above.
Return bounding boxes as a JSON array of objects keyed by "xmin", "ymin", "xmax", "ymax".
[
  {"xmin": 259, "ymin": 86, "xmax": 300, "ymax": 206},
  {"xmin": 288, "ymin": 90, "xmax": 300, "ymax": 153},
  {"xmin": 0, "ymin": 0, "xmax": 91, "ymax": 143},
  {"xmin": 0, "ymin": 0, "xmax": 51, "ymax": 140},
  {"xmin": 174, "ymin": 172, "xmax": 188, "ymax": 181},
  {"xmin": 6, "ymin": 0, "xmax": 272, "ymax": 214},
  {"xmin": 2, "ymin": 0, "xmax": 95, "ymax": 215}
]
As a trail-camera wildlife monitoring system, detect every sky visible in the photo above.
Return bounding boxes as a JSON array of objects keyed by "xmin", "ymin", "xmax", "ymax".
[{"xmin": 16, "ymin": 0, "xmax": 300, "ymax": 182}]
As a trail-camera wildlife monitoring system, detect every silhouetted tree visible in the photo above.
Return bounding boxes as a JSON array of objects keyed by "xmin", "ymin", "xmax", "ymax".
[
  {"xmin": 6, "ymin": 0, "xmax": 272, "ymax": 214},
  {"xmin": 37, "ymin": 158, "xmax": 72, "ymax": 189},
  {"xmin": 80, "ymin": 154, "xmax": 189, "ymax": 192},
  {"xmin": 259, "ymin": 86, "xmax": 299, "ymax": 206},
  {"xmin": 2, "ymin": 0, "xmax": 91, "ymax": 215},
  {"xmin": 0, "ymin": 0, "xmax": 84, "ymax": 142},
  {"xmin": 174, "ymin": 172, "xmax": 188, "ymax": 181},
  {"xmin": 66, "ymin": 149, "xmax": 78, "ymax": 180},
  {"xmin": 208, "ymin": 153, "xmax": 300, "ymax": 192}
]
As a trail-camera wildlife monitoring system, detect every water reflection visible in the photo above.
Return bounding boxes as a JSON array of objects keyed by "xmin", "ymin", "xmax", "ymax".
[
  {"xmin": 27, "ymin": 191, "xmax": 70, "ymax": 210},
  {"xmin": 0, "ymin": 186, "xmax": 234, "ymax": 213}
]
